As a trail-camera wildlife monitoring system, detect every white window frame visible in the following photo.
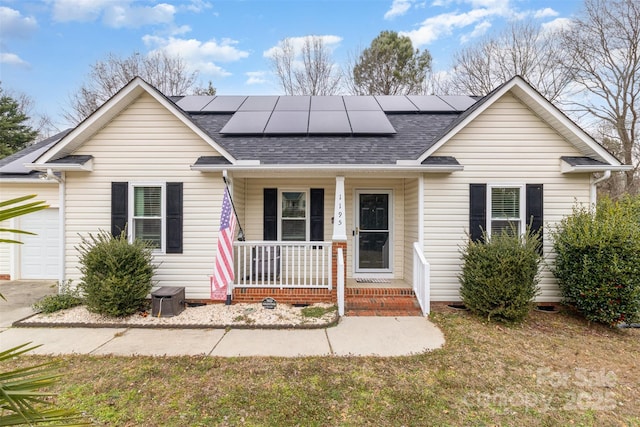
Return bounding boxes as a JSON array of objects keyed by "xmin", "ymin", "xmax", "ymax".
[
  {"xmin": 486, "ymin": 184, "xmax": 525, "ymax": 237},
  {"xmin": 278, "ymin": 189, "xmax": 309, "ymax": 241},
  {"xmin": 128, "ymin": 182, "xmax": 166, "ymax": 253}
]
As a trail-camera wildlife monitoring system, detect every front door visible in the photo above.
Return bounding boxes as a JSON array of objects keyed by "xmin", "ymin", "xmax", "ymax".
[{"xmin": 355, "ymin": 191, "xmax": 391, "ymax": 273}]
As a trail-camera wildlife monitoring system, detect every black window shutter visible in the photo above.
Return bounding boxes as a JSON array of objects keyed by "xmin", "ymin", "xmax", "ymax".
[
  {"xmin": 166, "ymin": 182, "xmax": 183, "ymax": 254},
  {"xmin": 310, "ymin": 188, "xmax": 324, "ymax": 241},
  {"xmin": 264, "ymin": 188, "xmax": 277, "ymax": 240},
  {"xmin": 469, "ymin": 184, "xmax": 487, "ymax": 242},
  {"xmin": 526, "ymin": 184, "xmax": 543, "ymax": 253},
  {"xmin": 111, "ymin": 182, "xmax": 128, "ymax": 238}
]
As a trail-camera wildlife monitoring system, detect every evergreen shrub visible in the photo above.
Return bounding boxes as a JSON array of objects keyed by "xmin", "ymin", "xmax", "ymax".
[
  {"xmin": 77, "ymin": 229, "xmax": 156, "ymax": 317},
  {"xmin": 552, "ymin": 196, "xmax": 640, "ymax": 326},
  {"xmin": 459, "ymin": 228, "xmax": 542, "ymax": 324}
]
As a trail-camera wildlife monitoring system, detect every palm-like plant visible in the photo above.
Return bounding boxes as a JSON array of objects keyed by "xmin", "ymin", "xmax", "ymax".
[
  {"xmin": 0, "ymin": 195, "xmax": 48, "ymax": 245},
  {"xmin": 0, "ymin": 195, "xmax": 89, "ymax": 425},
  {"xmin": 0, "ymin": 344, "xmax": 88, "ymax": 426}
]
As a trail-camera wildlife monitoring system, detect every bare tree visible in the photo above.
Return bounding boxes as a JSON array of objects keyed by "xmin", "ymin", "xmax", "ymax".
[
  {"xmin": 448, "ymin": 21, "xmax": 573, "ymax": 102},
  {"xmin": 269, "ymin": 36, "xmax": 342, "ymax": 95},
  {"xmin": 64, "ymin": 51, "xmax": 203, "ymax": 124},
  {"xmin": 560, "ymin": 0, "xmax": 640, "ymax": 195}
]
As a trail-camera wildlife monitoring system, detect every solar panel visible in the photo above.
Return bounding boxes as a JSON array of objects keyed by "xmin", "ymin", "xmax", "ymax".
[
  {"xmin": 275, "ymin": 96, "xmax": 311, "ymax": 111},
  {"xmin": 343, "ymin": 96, "xmax": 381, "ymax": 111},
  {"xmin": 238, "ymin": 96, "xmax": 279, "ymax": 111},
  {"xmin": 407, "ymin": 95, "xmax": 456, "ymax": 112},
  {"xmin": 201, "ymin": 96, "xmax": 247, "ymax": 112},
  {"xmin": 264, "ymin": 111, "xmax": 309, "ymax": 133},
  {"xmin": 347, "ymin": 111, "xmax": 396, "ymax": 134},
  {"xmin": 438, "ymin": 96, "xmax": 476, "ymax": 111},
  {"xmin": 310, "ymin": 96, "xmax": 345, "ymax": 111},
  {"xmin": 220, "ymin": 111, "xmax": 271, "ymax": 134},
  {"xmin": 374, "ymin": 96, "xmax": 419, "ymax": 112},
  {"xmin": 308, "ymin": 110, "xmax": 351, "ymax": 133},
  {"xmin": 176, "ymin": 96, "xmax": 215, "ymax": 112}
]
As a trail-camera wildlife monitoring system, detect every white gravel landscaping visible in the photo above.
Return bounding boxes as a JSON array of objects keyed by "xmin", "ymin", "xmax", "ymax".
[{"xmin": 20, "ymin": 302, "xmax": 338, "ymax": 328}]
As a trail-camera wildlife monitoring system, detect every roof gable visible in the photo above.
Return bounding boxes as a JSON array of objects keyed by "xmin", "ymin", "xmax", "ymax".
[
  {"xmin": 33, "ymin": 77, "xmax": 236, "ymax": 166},
  {"xmin": 416, "ymin": 76, "xmax": 623, "ymax": 166}
]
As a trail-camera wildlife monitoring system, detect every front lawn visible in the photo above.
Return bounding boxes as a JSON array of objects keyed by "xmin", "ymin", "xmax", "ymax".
[{"xmin": 8, "ymin": 309, "xmax": 640, "ymax": 426}]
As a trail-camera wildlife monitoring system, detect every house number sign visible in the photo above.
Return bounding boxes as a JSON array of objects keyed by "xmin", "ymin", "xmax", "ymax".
[
  {"xmin": 262, "ymin": 297, "xmax": 277, "ymax": 309},
  {"xmin": 332, "ymin": 176, "xmax": 347, "ymax": 241}
]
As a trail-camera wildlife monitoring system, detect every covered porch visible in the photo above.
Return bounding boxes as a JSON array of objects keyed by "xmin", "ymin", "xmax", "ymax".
[{"xmin": 189, "ymin": 165, "xmax": 444, "ymax": 315}]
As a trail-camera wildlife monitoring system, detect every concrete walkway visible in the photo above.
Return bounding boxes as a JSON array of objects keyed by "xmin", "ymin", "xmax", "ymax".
[{"xmin": 0, "ymin": 281, "xmax": 445, "ymax": 357}]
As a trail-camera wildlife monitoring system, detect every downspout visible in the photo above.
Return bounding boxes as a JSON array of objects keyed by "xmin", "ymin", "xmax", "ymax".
[
  {"xmin": 46, "ymin": 169, "xmax": 65, "ymax": 291},
  {"xmin": 590, "ymin": 170, "xmax": 611, "ymax": 206}
]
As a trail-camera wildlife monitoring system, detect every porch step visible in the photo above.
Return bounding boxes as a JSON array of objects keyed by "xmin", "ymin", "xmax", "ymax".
[{"xmin": 345, "ymin": 288, "xmax": 423, "ymax": 316}]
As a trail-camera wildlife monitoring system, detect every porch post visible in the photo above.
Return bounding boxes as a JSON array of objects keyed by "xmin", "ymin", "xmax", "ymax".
[{"xmin": 332, "ymin": 176, "xmax": 347, "ymax": 288}]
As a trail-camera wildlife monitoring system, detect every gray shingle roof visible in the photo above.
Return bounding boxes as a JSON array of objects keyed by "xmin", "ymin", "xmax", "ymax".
[
  {"xmin": 561, "ymin": 156, "xmax": 608, "ymax": 166},
  {"xmin": 0, "ymin": 129, "xmax": 72, "ymax": 175},
  {"xmin": 189, "ymin": 112, "xmax": 461, "ymax": 164}
]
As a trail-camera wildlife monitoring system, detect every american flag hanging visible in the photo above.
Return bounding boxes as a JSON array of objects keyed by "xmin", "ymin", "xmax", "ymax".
[{"xmin": 211, "ymin": 187, "xmax": 237, "ymax": 300}]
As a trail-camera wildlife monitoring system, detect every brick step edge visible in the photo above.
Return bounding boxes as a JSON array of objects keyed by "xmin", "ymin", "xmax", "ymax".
[
  {"xmin": 346, "ymin": 288, "xmax": 416, "ymax": 297},
  {"xmin": 346, "ymin": 299, "xmax": 421, "ymax": 310},
  {"xmin": 345, "ymin": 308, "xmax": 424, "ymax": 317}
]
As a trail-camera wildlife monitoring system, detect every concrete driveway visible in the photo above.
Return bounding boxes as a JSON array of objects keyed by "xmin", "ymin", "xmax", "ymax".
[{"xmin": 0, "ymin": 280, "xmax": 57, "ymax": 328}]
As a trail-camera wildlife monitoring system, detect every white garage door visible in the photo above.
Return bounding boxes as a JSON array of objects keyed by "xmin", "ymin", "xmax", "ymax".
[{"xmin": 20, "ymin": 209, "xmax": 59, "ymax": 279}]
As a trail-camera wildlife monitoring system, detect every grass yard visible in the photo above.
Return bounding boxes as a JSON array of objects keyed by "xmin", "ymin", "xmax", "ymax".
[{"xmin": 6, "ymin": 309, "xmax": 639, "ymax": 426}]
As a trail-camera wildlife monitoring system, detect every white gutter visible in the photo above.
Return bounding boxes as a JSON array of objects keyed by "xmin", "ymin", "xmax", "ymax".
[
  {"xmin": 590, "ymin": 170, "xmax": 611, "ymax": 206},
  {"xmin": 25, "ymin": 159, "xmax": 93, "ymax": 172},
  {"xmin": 46, "ymin": 169, "xmax": 66, "ymax": 289},
  {"xmin": 190, "ymin": 163, "xmax": 464, "ymax": 173}
]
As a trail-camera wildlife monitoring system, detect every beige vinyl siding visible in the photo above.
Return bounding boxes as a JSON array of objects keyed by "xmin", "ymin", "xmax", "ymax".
[
  {"xmin": 0, "ymin": 181, "xmax": 59, "ymax": 279},
  {"xmin": 424, "ymin": 93, "xmax": 590, "ymax": 302},
  {"xmin": 65, "ymin": 92, "xmax": 223, "ymax": 299},
  {"xmin": 403, "ymin": 178, "xmax": 420, "ymax": 282},
  {"xmin": 232, "ymin": 177, "xmax": 246, "ymax": 234}
]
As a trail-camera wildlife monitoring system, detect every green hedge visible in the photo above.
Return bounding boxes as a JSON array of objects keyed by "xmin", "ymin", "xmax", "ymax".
[
  {"xmin": 459, "ymin": 228, "xmax": 542, "ymax": 324},
  {"xmin": 77, "ymin": 230, "xmax": 156, "ymax": 317},
  {"xmin": 552, "ymin": 196, "xmax": 640, "ymax": 326}
]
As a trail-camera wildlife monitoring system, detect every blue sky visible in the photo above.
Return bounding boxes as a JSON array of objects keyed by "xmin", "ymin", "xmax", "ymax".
[{"xmin": 1, "ymin": 0, "xmax": 583, "ymax": 130}]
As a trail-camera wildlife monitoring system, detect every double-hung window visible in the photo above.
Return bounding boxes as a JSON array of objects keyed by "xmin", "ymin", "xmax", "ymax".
[
  {"xmin": 279, "ymin": 190, "xmax": 308, "ymax": 241},
  {"xmin": 487, "ymin": 185, "xmax": 524, "ymax": 236},
  {"xmin": 131, "ymin": 184, "xmax": 165, "ymax": 250}
]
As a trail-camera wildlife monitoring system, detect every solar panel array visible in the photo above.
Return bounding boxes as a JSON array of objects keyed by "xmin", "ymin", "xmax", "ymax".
[{"xmin": 175, "ymin": 94, "xmax": 475, "ymax": 135}]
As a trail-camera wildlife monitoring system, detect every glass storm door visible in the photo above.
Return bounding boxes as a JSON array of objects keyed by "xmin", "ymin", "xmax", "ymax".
[{"xmin": 355, "ymin": 191, "xmax": 391, "ymax": 272}]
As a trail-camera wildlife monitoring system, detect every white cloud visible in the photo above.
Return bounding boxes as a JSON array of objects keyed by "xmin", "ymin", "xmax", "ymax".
[
  {"xmin": 0, "ymin": 52, "xmax": 30, "ymax": 67},
  {"xmin": 400, "ymin": 8, "xmax": 496, "ymax": 46},
  {"xmin": 103, "ymin": 3, "xmax": 175, "ymax": 28},
  {"xmin": 185, "ymin": 0, "xmax": 213, "ymax": 13},
  {"xmin": 534, "ymin": 7, "xmax": 559, "ymax": 19},
  {"xmin": 384, "ymin": 0, "xmax": 413, "ymax": 20},
  {"xmin": 541, "ymin": 17, "xmax": 572, "ymax": 33},
  {"xmin": 245, "ymin": 71, "xmax": 268, "ymax": 85},
  {"xmin": 51, "ymin": 0, "xmax": 115, "ymax": 22},
  {"xmin": 460, "ymin": 20, "xmax": 492, "ymax": 43},
  {"xmin": 263, "ymin": 35, "xmax": 343, "ymax": 58},
  {"xmin": 0, "ymin": 6, "xmax": 38, "ymax": 38},
  {"xmin": 51, "ymin": 0, "xmax": 176, "ymax": 28},
  {"xmin": 143, "ymin": 35, "xmax": 250, "ymax": 78}
]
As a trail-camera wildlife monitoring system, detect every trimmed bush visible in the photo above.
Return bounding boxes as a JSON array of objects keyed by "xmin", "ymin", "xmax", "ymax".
[
  {"xmin": 459, "ymin": 228, "xmax": 542, "ymax": 323},
  {"xmin": 33, "ymin": 280, "xmax": 83, "ymax": 313},
  {"xmin": 77, "ymin": 229, "xmax": 156, "ymax": 317},
  {"xmin": 552, "ymin": 196, "xmax": 640, "ymax": 326}
]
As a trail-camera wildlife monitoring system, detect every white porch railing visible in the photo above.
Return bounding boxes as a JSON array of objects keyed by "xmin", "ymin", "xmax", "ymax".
[
  {"xmin": 233, "ymin": 241, "xmax": 332, "ymax": 289},
  {"xmin": 413, "ymin": 242, "xmax": 430, "ymax": 316},
  {"xmin": 337, "ymin": 247, "xmax": 345, "ymax": 316}
]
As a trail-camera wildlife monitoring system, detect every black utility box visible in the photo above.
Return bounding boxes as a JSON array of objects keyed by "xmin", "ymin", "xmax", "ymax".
[{"xmin": 151, "ymin": 286, "xmax": 185, "ymax": 317}]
